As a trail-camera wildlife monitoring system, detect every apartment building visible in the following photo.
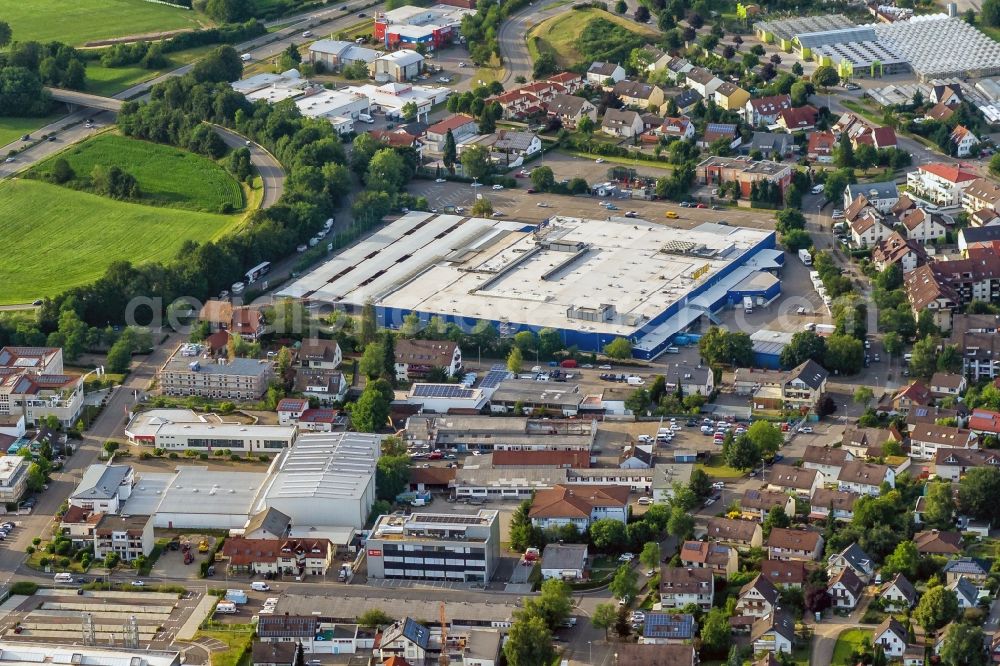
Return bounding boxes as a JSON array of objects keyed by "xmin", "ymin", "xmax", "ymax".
[
  {"xmin": 905, "ymin": 163, "xmax": 978, "ymax": 207},
  {"xmin": 529, "ymin": 484, "xmax": 630, "ymax": 530},
  {"xmin": 908, "ymin": 423, "xmax": 977, "ymax": 460},
  {"xmin": 365, "ymin": 510, "xmax": 500, "ymax": 582},
  {"xmin": 0, "ymin": 346, "xmax": 83, "ymax": 428},
  {"xmin": 948, "ymin": 314, "xmax": 1000, "ymax": 378},
  {"xmin": 93, "ymin": 514, "xmax": 154, "ymax": 562},
  {"xmin": 659, "ymin": 566, "xmax": 715, "ymax": 610},
  {"xmin": 158, "ymin": 343, "xmax": 272, "ymax": 400},
  {"xmin": 0, "ymin": 455, "xmax": 28, "ymax": 503}
]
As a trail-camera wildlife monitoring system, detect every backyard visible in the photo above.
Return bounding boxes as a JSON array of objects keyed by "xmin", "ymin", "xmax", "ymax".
[{"xmin": 831, "ymin": 628, "xmax": 872, "ymax": 665}]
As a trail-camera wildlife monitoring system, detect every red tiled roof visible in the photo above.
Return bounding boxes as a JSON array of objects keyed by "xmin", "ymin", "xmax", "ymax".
[
  {"xmin": 491, "ymin": 450, "xmax": 591, "ymax": 468},
  {"xmin": 530, "ymin": 484, "xmax": 629, "ymax": 519},
  {"xmin": 920, "ymin": 163, "xmax": 978, "ymax": 183},
  {"xmin": 970, "ymin": 409, "xmax": 1000, "ymax": 434},
  {"xmin": 426, "ymin": 114, "xmax": 476, "ymax": 135}
]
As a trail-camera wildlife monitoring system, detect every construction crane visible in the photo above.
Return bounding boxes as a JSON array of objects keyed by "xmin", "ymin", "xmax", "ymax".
[{"xmin": 439, "ymin": 601, "xmax": 449, "ymax": 666}]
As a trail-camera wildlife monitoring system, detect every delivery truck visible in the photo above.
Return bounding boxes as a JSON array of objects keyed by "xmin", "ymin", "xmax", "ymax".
[{"xmin": 798, "ymin": 249, "xmax": 812, "ymax": 266}]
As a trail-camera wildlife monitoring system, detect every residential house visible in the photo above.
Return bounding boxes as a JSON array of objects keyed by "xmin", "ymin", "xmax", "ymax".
[
  {"xmin": 683, "ymin": 67, "xmax": 722, "ymax": 97},
  {"xmin": 969, "ymin": 208, "xmax": 1000, "ymax": 227},
  {"xmin": 199, "ymin": 299, "xmax": 234, "ymax": 330},
  {"xmin": 638, "ymin": 614, "xmax": 698, "ymax": 645},
  {"xmin": 766, "ymin": 464, "xmax": 821, "ymax": 498},
  {"xmin": 222, "ymin": 537, "xmax": 334, "ymax": 576},
  {"xmin": 736, "ymin": 575, "xmax": 781, "ymax": 618},
  {"xmin": 898, "ymin": 208, "xmax": 947, "ymax": 244},
  {"xmin": 777, "ymin": 105, "xmax": 818, "ymax": 132},
  {"xmin": 586, "ymin": 61, "xmax": 626, "ymax": 86},
  {"xmin": 424, "ymin": 115, "xmax": 477, "ymax": 155},
  {"xmin": 960, "ymin": 225, "xmax": 1000, "ymax": 253},
  {"xmin": 873, "ymin": 232, "xmax": 926, "ymax": 273},
  {"xmin": 809, "ymin": 488, "xmax": 862, "ymax": 522},
  {"xmin": 257, "ymin": 616, "xmax": 318, "ymax": 652},
  {"xmin": 970, "ymin": 408, "xmax": 1000, "ymax": 436},
  {"xmin": 658, "ymin": 117, "xmax": 694, "ymax": 141},
  {"xmin": 783, "ymin": 359, "xmax": 829, "ymax": 409},
  {"xmin": 750, "ymin": 612, "xmax": 795, "ymax": 654},
  {"xmin": 914, "ymin": 530, "xmax": 962, "ymax": 556},
  {"xmin": 663, "ymin": 363, "xmax": 714, "ymax": 396},
  {"xmin": 949, "ymin": 313, "xmax": 1000, "ymax": 379},
  {"xmin": 659, "ymin": 566, "xmax": 714, "ymax": 610},
  {"xmin": 854, "ymin": 125, "xmax": 898, "ymax": 150},
  {"xmin": 745, "ymin": 94, "xmax": 792, "ymax": 126},
  {"xmin": 872, "ymin": 618, "xmax": 908, "ymax": 658},
  {"xmin": 619, "ymin": 443, "xmax": 653, "ymax": 469},
  {"xmin": 714, "ymin": 82, "xmax": 751, "ymax": 111},
  {"xmin": 740, "ymin": 489, "xmax": 797, "ymax": 521},
  {"xmin": 943, "ymin": 557, "xmax": 990, "ymax": 585},
  {"xmin": 252, "ymin": 642, "xmax": 297, "ymax": 666},
  {"xmin": 807, "ymin": 131, "xmax": 836, "ymax": 163},
  {"xmin": 59, "ymin": 505, "xmax": 102, "ymax": 547},
  {"xmin": 299, "ymin": 339, "xmax": 343, "ymax": 371},
  {"xmin": 951, "ymin": 125, "xmax": 979, "ymax": 157},
  {"xmin": 697, "ymin": 123, "xmax": 740, "ymax": 150},
  {"xmin": 704, "ymin": 517, "xmax": 762, "ymax": 550},
  {"xmin": 547, "ymin": 71, "xmax": 584, "ymax": 93},
  {"xmin": 614, "ymin": 644, "xmax": 696, "ymax": 666},
  {"xmin": 949, "ymin": 576, "xmax": 980, "ymax": 609},
  {"xmin": 882, "ymin": 381, "xmax": 934, "ymax": 416},
  {"xmin": 802, "ymin": 445, "xmax": 853, "ymax": 483},
  {"xmin": 638, "ymin": 45, "xmax": 672, "ymax": 72},
  {"xmin": 294, "ymin": 367, "xmax": 348, "ymax": 405},
  {"xmin": 378, "ymin": 618, "xmax": 432, "ymax": 664},
  {"xmin": 935, "ymin": 448, "xmax": 1000, "ymax": 482},
  {"xmin": 904, "ymin": 263, "xmax": 961, "ymax": 333},
  {"xmin": 961, "ymin": 177, "xmax": 1000, "ymax": 216},
  {"xmin": 243, "ymin": 507, "xmax": 291, "ymax": 540},
  {"xmin": 842, "ymin": 426, "xmax": 897, "ymax": 458},
  {"xmin": 69, "ymin": 464, "xmax": 134, "ymax": 513},
  {"xmin": 394, "ymin": 339, "xmax": 462, "ymax": 382},
  {"xmin": 678, "ymin": 540, "xmax": 738, "ymax": 576},
  {"xmin": 529, "ymin": 484, "xmax": 630, "ymax": 530},
  {"xmin": 748, "ymin": 132, "xmax": 795, "ymax": 159},
  {"xmin": 761, "ymin": 559, "xmax": 808, "ymax": 588},
  {"xmin": 372, "ymin": 50, "xmax": 424, "ymax": 82},
  {"xmin": 909, "ymin": 424, "xmax": 977, "ymax": 460},
  {"xmin": 276, "ymin": 398, "xmax": 310, "ymax": 425},
  {"xmin": 540, "ymin": 543, "xmax": 588, "ymax": 581},
  {"xmin": 491, "ymin": 130, "xmax": 542, "ymax": 158},
  {"xmin": 671, "ymin": 89, "xmax": 702, "ymax": 114},
  {"xmin": 845, "ymin": 181, "xmax": 900, "ymax": 213},
  {"xmin": 602, "ymin": 109, "xmax": 644, "ymax": 138},
  {"xmin": 925, "ymin": 101, "xmax": 955, "ymax": 122},
  {"xmin": 828, "ymin": 568, "xmax": 865, "ymax": 609},
  {"xmin": 546, "ymin": 94, "xmax": 597, "ymax": 129},
  {"xmin": 851, "ymin": 213, "xmax": 893, "ymax": 248},
  {"xmin": 930, "ymin": 372, "xmax": 969, "ymax": 399},
  {"xmin": 880, "ymin": 574, "xmax": 919, "ymax": 610},
  {"xmin": 92, "ymin": 514, "xmax": 153, "ymax": 563},
  {"xmin": 827, "ymin": 543, "xmax": 876, "ymax": 583},
  {"xmin": 906, "ymin": 163, "xmax": 978, "ymax": 208},
  {"xmin": 612, "ymin": 80, "xmax": 665, "ymax": 109},
  {"xmin": 767, "ymin": 527, "xmax": 824, "ymax": 561},
  {"xmin": 838, "ymin": 461, "xmax": 894, "ymax": 496}
]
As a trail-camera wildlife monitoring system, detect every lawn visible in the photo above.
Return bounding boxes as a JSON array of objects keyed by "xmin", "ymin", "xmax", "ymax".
[
  {"xmin": 338, "ymin": 18, "xmax": 375, "ymax": 41},
  {"xmin": 831, "ymin": 628, "xmax": 872, "ymax": 665},
  {"xmin": 0, "ymin": 0, "xmax": 208, "ymax": 46},
  {"xmin": 0, "ymin": 113, "xmax": 66, "ymax": 148},
  {"xmin": 196, "ymin": 629, "xmax": 254, "ymax": 666},
  {"xmin": 29, "ymin": 133, "xmax": 245, "ymax": 213},
  {"xmin": 696, "ymin": 454, "xmax": 747, "ymax": 479},
  {"xmin": 85, "ymin": 45, "xmax": 217, "ymax": 97},
  {"xmin": 527, "ymin": 8, "xmax": 658, "ymax": 68},
  {"xmin": 0, "ymin": 179, "xmax": 242, "ymax": 305}
]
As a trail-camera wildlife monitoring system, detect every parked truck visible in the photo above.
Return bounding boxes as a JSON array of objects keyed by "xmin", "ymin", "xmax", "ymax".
[{"xmin": 798, "ymin": 249, "xmax": 812, "ymax": 266}]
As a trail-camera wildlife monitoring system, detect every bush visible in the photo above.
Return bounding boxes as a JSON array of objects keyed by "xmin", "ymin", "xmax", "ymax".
[
  {"xmin": 140, "ymin": 452, "xmax": 153, "ymax": 460},
  {"xmin": 230, "ymin": 454, "xmax": 241, "ymax": 461},
  {"xmin": 168, "ymin": 452, "xmax": 179, "ymax": 459},
  {"xmin": 10, "ymin": 581, "xmax": 38, "ymax": 595},
  {"xmin": 32, "ymin": 537, "xmax": 41, "ymax": 546},
  {"xmin": 860, "ymin": 607, "xmax": 885, "ymax": 624},
  {"xmin": 198, "ymin": 452, "xmax": 209, "ymax": 460},
  {"xmin": 59, "ymin": 557, "xmax": 71, "ymax": 568},
  {"xmin": 39, "ymin": 556, "xmax": 50, "ymax": 567},
  {"xmin": 26, "ymin": 546, "xmax": 35, "ymax": 555}
]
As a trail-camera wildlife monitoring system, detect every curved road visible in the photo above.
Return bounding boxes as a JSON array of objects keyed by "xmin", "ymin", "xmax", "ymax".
[{"xmin": 212, "ymin": 125, "xmax": 286, "ymax": 209}]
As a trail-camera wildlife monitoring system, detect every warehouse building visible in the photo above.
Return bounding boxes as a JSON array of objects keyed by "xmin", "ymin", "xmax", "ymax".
[
  {"xmin": 365, "ymin": 510, "xmax": 501, "ymax": 582},
  {"xmin": 125, "ymin": 408, "xmax": 297, "ymax": 453},
  {"xmin": 278, "ymin": 214, "xmax": 779, "ymax": 359},
  {"xmin": 404, "ymin": 414, "xmax": 596, "ymax": 452}
]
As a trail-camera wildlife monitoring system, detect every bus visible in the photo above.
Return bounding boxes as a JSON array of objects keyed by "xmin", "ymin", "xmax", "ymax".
[{"xmin": 245, "ymin": 262, "xmax": 271, "ymax": 284}]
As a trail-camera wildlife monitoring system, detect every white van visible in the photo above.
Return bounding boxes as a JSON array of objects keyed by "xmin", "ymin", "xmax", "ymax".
[
  {"xmin": 743, "ymin": 296, "xmax": 753, "ymax": 313},
  {"xmin": 358, "ymin": 113, "xmax": 375, "ymax": 124},
  {"xmin": 240, "ymin": 53, "xmax": 252, "ymax": 62},
  {"xmin": 53, "ymin": 572, "xmax": 74, "ymax": 583},
  {"xmin": 250, "ymin": 582, "xmax": 271, "ymax": 592}
]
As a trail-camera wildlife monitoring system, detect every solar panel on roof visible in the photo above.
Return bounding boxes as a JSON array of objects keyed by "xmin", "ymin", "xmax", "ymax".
[
  {"xmin": 412, "ymin": 385, "xmax": 477, "ymax": 398},
  {"xmin": 480, "ymin": 368, "xmax": 513, "ymax": 389}
]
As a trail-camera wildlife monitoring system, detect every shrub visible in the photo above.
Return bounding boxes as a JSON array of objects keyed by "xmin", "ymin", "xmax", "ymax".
[
  {"xmin": 39, "ymin": 556, "xmax": 50, "ymax": 567},
  {"xmin": 10, "ymin": 581, "xmax": 38, "ymax": 595},
  {"xmin": 32, "ymin": 537, "xmax": 41, "ymax": 546},
  {"xmin": 140, "ymin": 452, "xmax": 153, "ymax": 460},
  {"xmin": 168, "ymin": 452, "xmax": 179, "ymax": 459},
  {"xmin": 229, "ymin": 454, "xmax": 240, "ymax": 461},
  {"xmin": 26, "ymin": 546, "xmax": 35, "ymax": 555},
  {"xmin": 198, "ymin": 452, "xmax": 209, "ymax": 460},
  {"xmin": 59, "ymin": 557, "xmax": 71, "ymax": 568}
]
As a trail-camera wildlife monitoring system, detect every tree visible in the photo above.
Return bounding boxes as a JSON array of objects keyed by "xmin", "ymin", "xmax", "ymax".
[
  {"xmin": 883, "ymin": 540, "xmax": 918, "ymax": 578},
  {"xmin": 206, "ymin": 0, "xmax": 250, "ymax": 22},
  {"xmin": 349, "ymin": 378, "xmax": 393, "ymax": 432},
  {"xmin": 279, "ymin": 42, "xmax": 302, "ymax": 70},
  {"xmin": 835, "ymin": 135, "xmax": 855, "ymax": 169},
  {"xmin": 959, "ymin": 467, "xmax": 1000, "ymax": 525},
  {"xmin": 639, "ymin": 541, "xmax": 661, "ymax": 570},
  {"xmin": 924, "ymin": 480, "xmax": 956, "ymax": 529},
  {"xmin": 700, "ymin": 608, "xmax": 731, "ymax": 655},
  {"xmin": 360, "ymin": 299, "xmax": 377, "ymax": 345},
  {"xmin": 191, "ymin": 45, "xmax": 244, "ymax": 83},
  {"xmin": 367, "ymin": 148, "xmax": 408, "ymax": 194},
  {"xmin": 375, "ymin": 453, "xmax": 410, "ymax": 501},
  {"xmin": 50, "ymin": 157, "xmax": 74, "ymax": 184},
  {"xmin": 523, "ymin": 579, "xmax": 573, "ymax": 629},
  {"xmin": 918, "ymin": 309, "xmax": 940, "ymax": 339},
  {"xmin": 667, "ymin": 504, "xmax": 695, "ymax": 539},
  {"xmin": 780, "ymin": 331, "xmax": 826, "ymax": 369},
  {"xmin": 939, "ymin": 623, "xmax": 988, "ymax": 666},
  {"xmin": 590, "ymin": 518, "xmax": 628, "ymax": 552},
  {"xmin": 856, "ymin": 143, "xmax": 878, "ymax": 173},
  {"xmin": 615, "ymin": 0, "xmax": 627, "ymax": 12},
  {"xmin": 26, "ymin": 463, "xmax": 46, "ymax": 493},
  {"xmin": 746, "ymin": 421, "xmax": 782, "ymax": 457},
  {"xmin": 357, "ymin": 609, "xmax": 394, "ymax": 627},
  {"xmin": 471, "ymin": 196, "xmax": 493, "ymax": 217},
  {"xmin": 507, "ymin": 347, "xmax": 524, "ymax": 373},
  {"xmin": 913, "ymin": 585, "xmax": 959, "ymax": 632},
  {"xmin": 614, "ymin": 606, "xmax": 631, "ymax": 638},
  {"xmin": 591, "ymin": 603, "xmax": 617, "ymax": 639},
  {"xmin": 359, "ymin": 341, "xmax": 386, "ymax": 379},
  {"xmin": 609, "ymin": 564, "xmax": 638, "ymax": 601},
  {"xmin": 577, "ymin": 114, "xmax": 595, "ymax": 134},
  {"xmin": 400, "ymin": 101, "xmax": 418, "ymax": 122},
  {"xmin": 443, "ymin": 129, "xmax": 457, "ymax": 173},
  {"xmin": 106, "ymin": 335, "xmax": 133, "ymax": 373},
  {"xmin": 0, "ymin": 21, "xmax": 10, "ymax": 49},
  {"xmin": 530, "ymin": 166, "xmax": 556, "ymax": 192},
  {"xmin": 853, "ymin": 387, "xmax": 874, "ymax": 408},
  {"xmin": 635, "ymin": 6, "xmax": 650, "ymax": 22},
  {"xmin": 603, "ymin": 337, "xmax": 632, "ymax": 359},
  {"xmin": 762, "ymin": 505, "xmax": 791, "ymax": 536},
  {"xmin": 883, "ymin": 332, "xmax": 903, "ymax": 357},
  {"xmin": 825, "ymin": 333, "xmax": 864, "ymax": 375},
  {"xmin": 504, "ymin": 614, "xmax": 555, "ymax": 666},
  {"xmin": 937, "ymin": 345, "xmax": 964, "ymax": 374},
  {"xmin": 909, "ymin": 335, "xmax": 939, "ymax": 379},
  {"xmin": 461, "ymin": 145, "xmax": 492, "ymax": 180},
  {"xmin": 724, "ymin": 434, "xmax": 761, "ymax": 471},
  {"xmin": 985, "ymin": 0, "xmax": 1000, "ymax": 27},
  {"xmin": 812, "ymin": 65, "xmax": 840, "ymax": 88},
  {"xmin": 782, "ymin": 229, "xmax": 812, "ymax": 252},
  {"xmin": 688, "ymin": 468, "xmax": 712, "ymax": 499}
]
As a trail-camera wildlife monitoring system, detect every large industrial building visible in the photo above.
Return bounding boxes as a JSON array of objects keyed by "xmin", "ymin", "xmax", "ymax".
[
  {"xmin": 365, "ymin": 510, "xmax": 501, "ymax": 582},
  {"xmin": 755, "ymin": 13, "xmax": 1000, "ymax": 80},
  {"xmin": 278, "ymin": 214, "xmax": 780, "ymax": 359},
  {"xmin": 374, "ymin": 5, "xmax": 474, "ymax": 50},
  {"xmin": 125, "ymin": 408, "xmax": 297, "ymax": 453}
]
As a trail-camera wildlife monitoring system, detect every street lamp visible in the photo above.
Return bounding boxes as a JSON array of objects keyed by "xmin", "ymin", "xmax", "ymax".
[{"xmin": 589, "ymin": 642, "xmax": 593, "ymax": 664}]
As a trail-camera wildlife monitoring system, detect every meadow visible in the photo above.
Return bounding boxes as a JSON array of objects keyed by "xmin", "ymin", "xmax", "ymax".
[
  {"xmin": 527, "ymin": 8, "xmax": 658, "ymax": 69},
  {"xmin": 0, "ymin": 0, "xmax": 207, "ymax": 46},
  {"xmin": 29, "ymin": 133, "xmax": 245, "ymax": 213},
  {"xmin": 0, "ymin": 179, "xmax": 242, "ymax": 305},
  {"xmin": 0, "ymin": 113, "xmax": 66, "ymax": 148}
]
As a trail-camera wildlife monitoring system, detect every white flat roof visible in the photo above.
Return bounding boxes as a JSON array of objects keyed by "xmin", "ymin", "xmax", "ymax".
[
  {"xmin": 279, "ymin": 214, "xmax": 772, "ymax": 337},
  {"xmin": 125, "ymin": 467, "xmax": 267, "ymax": 517},
  {"xmin": 295, "ymin": 90, "xmax": 369, "ymax": 118},
  {"xmin": 0, "ymin": 456, "xmax": 23, "ymax": 484},
  {"xmin": 347, "ymin": 82, "xmax": 448, "ymax": 111},
  {"xmin": 127, "ymin": 408, "xmax": 296, "ymax": 441},
  {"xmin": 0, "ymin": 644, "xmax": 178, "ymax": 666},
  {"xmin": 246, "ymin": 85, "xmax": 307, "ymax": 103}
]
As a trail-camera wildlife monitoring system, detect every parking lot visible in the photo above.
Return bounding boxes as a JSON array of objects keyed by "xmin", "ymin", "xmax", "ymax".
[{"xmin": 151, "ymin": 534, "xmax": 220, "ymax": 579}]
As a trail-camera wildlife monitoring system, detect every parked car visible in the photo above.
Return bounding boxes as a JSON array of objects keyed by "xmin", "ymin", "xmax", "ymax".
[
  {"xmin": 799, "ymin": 426, "xmax": 813, "ymax": 434},
  {"xmin": 618, "ymin": 552, "xmax": 634, "ymax": 562}
]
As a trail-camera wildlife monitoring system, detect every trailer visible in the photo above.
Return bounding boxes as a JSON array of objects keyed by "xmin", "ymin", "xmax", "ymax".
[{"xmin": 798, "ymin": 249, "xmax": 812, "ymax": 266}]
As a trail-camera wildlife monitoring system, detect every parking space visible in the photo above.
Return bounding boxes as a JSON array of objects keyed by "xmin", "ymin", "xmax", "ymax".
[{"xmin": 150, "ymin": 534, "xmax": 218, "ymax": 579}]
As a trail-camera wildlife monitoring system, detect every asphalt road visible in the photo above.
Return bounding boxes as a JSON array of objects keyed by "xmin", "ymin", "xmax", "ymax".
[{"xmin": 212, "ymin": 125, "xmax": 286, "ymax": 209}]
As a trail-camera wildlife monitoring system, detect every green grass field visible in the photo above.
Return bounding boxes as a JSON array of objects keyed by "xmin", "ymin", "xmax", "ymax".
[
  {"xmin": 527, "ymin": 8, "xmax": 658, "ymax": 68},
  {"xmin": 831, "ymin": 629, "xmax": 872, "ymax": 665},
  {"xmin": 0, "ymin": 0, "xmax": 207, "ymax": 46},
  {"xmin": 0, "ymin": 113, "xmax": 66, "ymax": 148},
  {"xmin": 29, "ymin": 133, "xmax": 244, "ymax": 213},
  {"xmin": 85, "ymin": 45, "xmax": 218, "ymax": 97},
  {"xmin": 0, "ymin": 179, "xmax": 242, "ymax": 304}
]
